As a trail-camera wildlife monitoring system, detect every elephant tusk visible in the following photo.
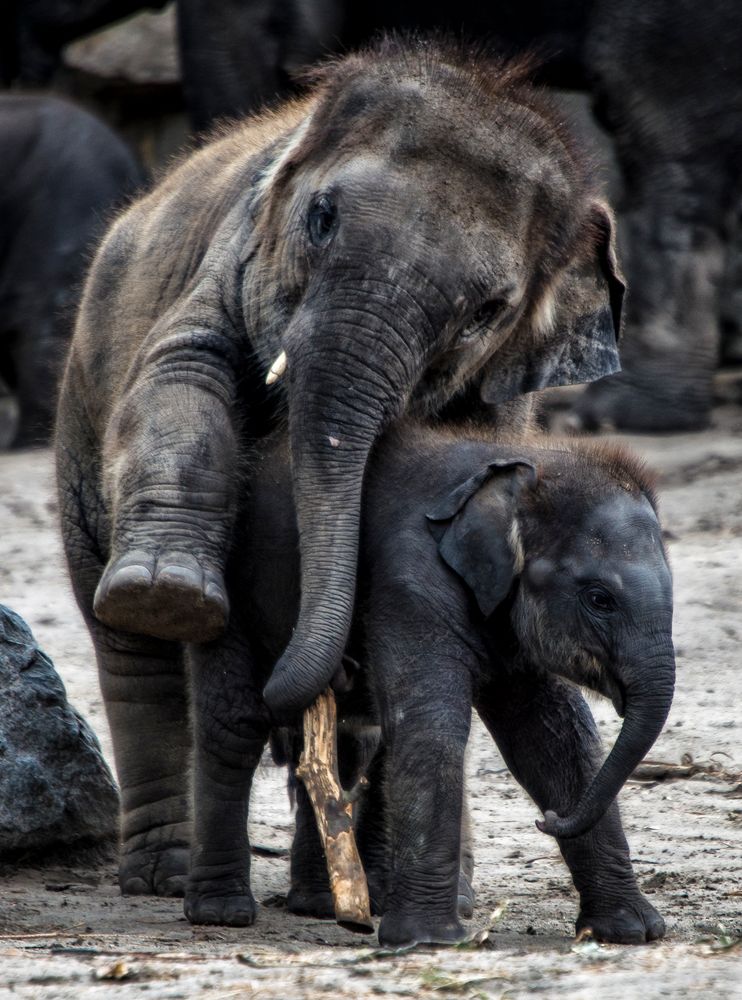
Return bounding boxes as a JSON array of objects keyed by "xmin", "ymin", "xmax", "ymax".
[{"xmin": 265, "ymin": 350, "xmax": 287, "ymax": 385}]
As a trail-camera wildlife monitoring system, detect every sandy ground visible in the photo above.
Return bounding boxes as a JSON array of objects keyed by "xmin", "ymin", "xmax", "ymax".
[{"xmin": 0, "ymin": 407, "xmax": 740, "ymax": 998}]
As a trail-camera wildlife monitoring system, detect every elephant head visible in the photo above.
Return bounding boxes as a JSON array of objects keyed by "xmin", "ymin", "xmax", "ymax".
[
  {"xmin": 255, "ymin": 39, "xmax": 625, "ymax": 714},
  {"xmin": 427, "ymin": 442, "xmax": 675, "ymax": 839}
]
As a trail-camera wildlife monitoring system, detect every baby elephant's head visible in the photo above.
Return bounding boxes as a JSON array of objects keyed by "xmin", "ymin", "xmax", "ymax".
[{"xmin": 427, "ymin": 442, "xmax": 674, "ymax": 839}]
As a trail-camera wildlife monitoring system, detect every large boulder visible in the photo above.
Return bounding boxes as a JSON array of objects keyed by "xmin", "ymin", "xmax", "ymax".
[{"xmin": 0, "ymin": 605, "xmax": 119, "ymax": 858}]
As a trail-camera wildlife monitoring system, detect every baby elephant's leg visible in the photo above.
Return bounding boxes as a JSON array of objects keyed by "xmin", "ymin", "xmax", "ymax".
[
  {"xmin": 95, "ymin": 331, "xmax": 240, "ymax": 642},
  {"xmin": 368, "ymin": 611, "xmax": 474, "ymax": 947},
  {"xmin": 184, "ymin": 628, "xmax": 271, "ymax": 927},
  {"xmin": 477, "ymin": 672, "xmax": 665, "ymax": 944}
]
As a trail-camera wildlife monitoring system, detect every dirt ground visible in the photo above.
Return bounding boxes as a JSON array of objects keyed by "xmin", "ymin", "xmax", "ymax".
[{"xmin": 0, "ymin": 406, "xmax": 740, "ymax": 999}]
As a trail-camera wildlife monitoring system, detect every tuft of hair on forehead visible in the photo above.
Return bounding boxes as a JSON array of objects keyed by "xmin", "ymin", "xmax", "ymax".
[
  {"xmin": 296, "ymin": 32, "xmax": 585, "ymax": 164},
  {"xmin": 556, "ymin": 438, "xmax": 660, "ymax": 510}
]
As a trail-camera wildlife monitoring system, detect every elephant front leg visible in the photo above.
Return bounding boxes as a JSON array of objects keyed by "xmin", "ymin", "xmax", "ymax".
[
  {"xmin": 185, "ymin": 631, "xmax": 270, "ymax": 927},
  {"xmin": 369, "ymin": 615, "xmax": 474, "ymax": 946},
  {"xmin": 94, "ymin": 331, "xmax": 241, "ymax": 643},
  {"xmin": 95, "ymin": 628, "xmax": 191, "ymax": 897},
  {"xmin": 477, "ymin": 671, "xmax": 665, "ymax": 944}
]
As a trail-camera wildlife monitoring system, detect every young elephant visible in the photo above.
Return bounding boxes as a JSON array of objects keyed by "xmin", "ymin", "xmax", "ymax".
[
  {"xmin": 174, "ymin": 422, "xmax": 672, "ymax": 943},
  {"xmin": 56, "ymin": 36, "xmax": 624, "ymax": 750}
]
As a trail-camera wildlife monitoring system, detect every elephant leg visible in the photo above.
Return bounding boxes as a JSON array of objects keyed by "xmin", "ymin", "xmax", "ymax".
[
  {"xmin": 578, "ymin": 3, "xmax": 742, "ymax": 432},
  {"xmin": 94, "ymin": 626, "xmax": 191, "ymax": 897},
  {"xmin": 94, "ymin": 337, "xmax": 241, "ymax": 643},
  {"xmin": 12, "ymin": 314, "xmax": 61, "ymax": 447},
  {"xmin": 476, "ymin": 671, "xmax": 665, "ymax": 944},
  {"xmin": 184, "ymin": 629, "xmax": 270, "ymax": 927},
  {"xmin": 367, "ymin": 607, "xmax": 474, "ymax": 947}
]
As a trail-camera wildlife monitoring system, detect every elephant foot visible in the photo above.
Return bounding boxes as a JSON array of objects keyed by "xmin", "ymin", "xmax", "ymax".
[
  {"xmin": 287, "ymin": 885, "xmax": 335, "ymax": 919},
  {"xmin": 572, "ymin": 372, "xmax": 712, "ymax": 433},
  {"xmin": 94, "ymin": 550, "xmax": 228, "ymax": 642},
  {"xmin": 577, "ymin": 893, "xmax": 665, "ymax": 944},
  {"xmin": 458, "ymin": 871, "xmax": 475, "ymax": 920},
  {"xmin": 185, "ymin": 879, "xmax": 258, "ymax": 927},
  {"xmin": 119, "ymin": 842, "xmax": 189, "ymax": 897},
  {"xmin": 378, "ymin": 910, "xmax": 466, "ymax": 947}
]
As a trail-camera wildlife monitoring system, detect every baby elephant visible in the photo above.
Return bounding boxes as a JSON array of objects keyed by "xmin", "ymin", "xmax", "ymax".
[{"xmin": 240, "ymin": 423, "xmax": 674, "ymax": 946}]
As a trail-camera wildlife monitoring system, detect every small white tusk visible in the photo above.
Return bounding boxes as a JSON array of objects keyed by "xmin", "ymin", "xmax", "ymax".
[{"xmin": 265, "ymin": 350, "xmax": 287, "ymax": 385}]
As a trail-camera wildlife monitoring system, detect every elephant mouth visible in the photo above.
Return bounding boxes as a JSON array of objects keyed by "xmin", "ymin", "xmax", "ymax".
[{"xmin": 604, "ymin": 674, "xmax": 627, "ymax": 718}]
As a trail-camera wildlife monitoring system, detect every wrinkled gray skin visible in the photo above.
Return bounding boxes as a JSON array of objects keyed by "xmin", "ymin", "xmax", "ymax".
[
  {"xmin": 60, "ymin": 416, "xmax": 674, "ymax": 943},
  {"xmin": 0, "ymin": 94, "xmax": 143, "ymax": 446},
  {"xmin": 56, "ymin": 38, "xmax": 623, "ymax": 752}
]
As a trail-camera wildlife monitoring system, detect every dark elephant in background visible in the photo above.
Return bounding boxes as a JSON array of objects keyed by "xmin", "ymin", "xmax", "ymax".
[
  {"xmin": 0, "ymin": 94, "xmax": 143, "ymax": 447},
  {"xmin": 56, "ymin": 38, "xmax": 622, "ymax": 909}
]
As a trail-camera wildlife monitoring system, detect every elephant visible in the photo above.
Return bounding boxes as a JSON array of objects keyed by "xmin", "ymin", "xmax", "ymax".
[
  {"xmin": 243, "ymin": 421, "xmax": 674, "ymax": 946},
  {"xmin": 55, "ymin": 37, "xmax": 623, "ymax": 736},
  {"xmin": 0, "ymin": 93, "xmax": 143, "ymax": 447},
  {"xmin": 58, "ymin": 414, "xmax": 674, "ymax": 942},
  {"xmin": 179, "ymin": 1, "xmax": 742, "ymax": 430}
]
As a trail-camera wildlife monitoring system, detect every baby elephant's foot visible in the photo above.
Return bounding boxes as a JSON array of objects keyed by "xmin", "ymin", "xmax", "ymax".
[
  {"xmin": 94, "ymin": 550, "xmax": 228, "ymax": 642},
  {"xmin": 119, "ymin": 841, "xmax": 189, "ymax": 897},
  {"xmin": 287, "ymin": 886, "xmax": 335, "ymax": 919},
  {"xmin": 378, "ymin": 910, "xmax": 466, "ymax": 948},
  {"xmin": 185, "ymin": 879, "xmax": 257, "ymax": 927},
  {"xmin": 577, "ymin": 892, "xmax": 665, "ymax": 944}
]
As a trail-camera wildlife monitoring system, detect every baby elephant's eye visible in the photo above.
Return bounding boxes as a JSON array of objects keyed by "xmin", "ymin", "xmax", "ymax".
[
  {"xmin": 307, "ymin": 194, "xmax": 338, "ymax": 246},
  {"xmin": 584, "ymin": 587, "xmax": 616, "ymax": 614}
]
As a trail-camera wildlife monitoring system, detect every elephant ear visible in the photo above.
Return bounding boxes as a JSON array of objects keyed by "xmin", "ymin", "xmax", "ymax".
[
  {"xmin": 481, "ymin": 202, "xmax": 625, "ymax": 404},
  {"xmin": 426, "ymin": 459, "xmax": 537, "ymax": 616}
]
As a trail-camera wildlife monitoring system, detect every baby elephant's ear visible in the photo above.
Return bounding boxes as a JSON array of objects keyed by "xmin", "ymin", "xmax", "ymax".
[
  {"xmin": 427, "ymin": 459, "xmax": 536, "ymax": 617},
  {"xmin": 481, "ymin": 201, "xmax": 625, "ymax": 404}
]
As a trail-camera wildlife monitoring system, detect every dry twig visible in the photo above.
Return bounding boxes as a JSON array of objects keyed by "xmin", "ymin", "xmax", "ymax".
[{"xmin": 296, "ymin": 688, "xmax": 373, "ymax": 934}]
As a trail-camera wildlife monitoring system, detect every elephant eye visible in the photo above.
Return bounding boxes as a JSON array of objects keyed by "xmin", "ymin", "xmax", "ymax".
[
  {"xmin": 460, "ymin": 298, "xmax": 507, "ymax": 341},
  {"xmin": 307, "ymin": 194, "xmax": 338, "ymax": 247},
  {"xmin": 583, "ymin": 587, "xmax": 616, "ymax": 614}
]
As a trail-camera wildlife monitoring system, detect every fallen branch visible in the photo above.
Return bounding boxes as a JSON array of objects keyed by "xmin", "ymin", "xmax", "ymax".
[
  {"xmin": 295, "ymin": 688, "xmax": 373, "ymax": 934},
  {"xmin": 630, "ymin": 754, "xmax": 742, "ymax": 784}
]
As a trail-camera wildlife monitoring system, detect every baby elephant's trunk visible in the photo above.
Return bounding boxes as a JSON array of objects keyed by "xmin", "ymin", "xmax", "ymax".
[{"xmin": 538, "ymin": 651, "xmax": 675, "ymax": 839}]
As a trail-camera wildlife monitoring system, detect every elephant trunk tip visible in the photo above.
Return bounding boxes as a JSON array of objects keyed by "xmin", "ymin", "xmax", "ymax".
[
  {"xmin": 263, "ymin": 639, "xmax": 344, "ymax": 718},
  {"xmin": 535, "ymin": 809, "xmax": 583, "ymax": 840}
]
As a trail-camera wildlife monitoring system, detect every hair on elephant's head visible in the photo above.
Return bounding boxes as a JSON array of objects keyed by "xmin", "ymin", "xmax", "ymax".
[
  {"xmin": 427, "ymin": 441, "xmax": 674, "ymax": 840},
  {"xmin": 256, "ymin": 36, "xmax": 625, "ymax": 714}
]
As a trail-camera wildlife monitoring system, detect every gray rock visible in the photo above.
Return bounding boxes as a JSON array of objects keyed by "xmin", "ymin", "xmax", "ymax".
[{"xmin": 0, "ymin": 605, "xmax": 119, "ymax": 858}]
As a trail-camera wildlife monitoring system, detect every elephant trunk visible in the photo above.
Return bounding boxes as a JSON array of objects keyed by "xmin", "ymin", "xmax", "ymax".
[
  {"xmin": 262, "ymin": 309, "xmax": 422, "ymax": 715},
  {"xmin": 537, "ymin": 648, "xmax": 675, "ymax": 839}
]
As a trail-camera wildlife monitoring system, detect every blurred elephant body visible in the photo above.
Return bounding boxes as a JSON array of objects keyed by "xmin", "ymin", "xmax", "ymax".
[
  {"xmin": 56, "ymin": 39, "xmax": 621, "ymax": 921},
  {"xmin": 0, "ymin": 94, "xmax": 142, "ymax": 446}
]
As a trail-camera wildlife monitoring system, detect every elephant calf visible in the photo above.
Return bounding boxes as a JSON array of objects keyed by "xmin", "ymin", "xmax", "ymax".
[{"xmin": 240, "ymin": 423, "xmax": 674, "ymax": 947}]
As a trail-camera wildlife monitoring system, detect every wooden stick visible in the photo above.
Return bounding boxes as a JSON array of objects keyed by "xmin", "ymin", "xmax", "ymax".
[{"xmin": 295, "ymin": 688, "xmax": 373, "ymax": 934}]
